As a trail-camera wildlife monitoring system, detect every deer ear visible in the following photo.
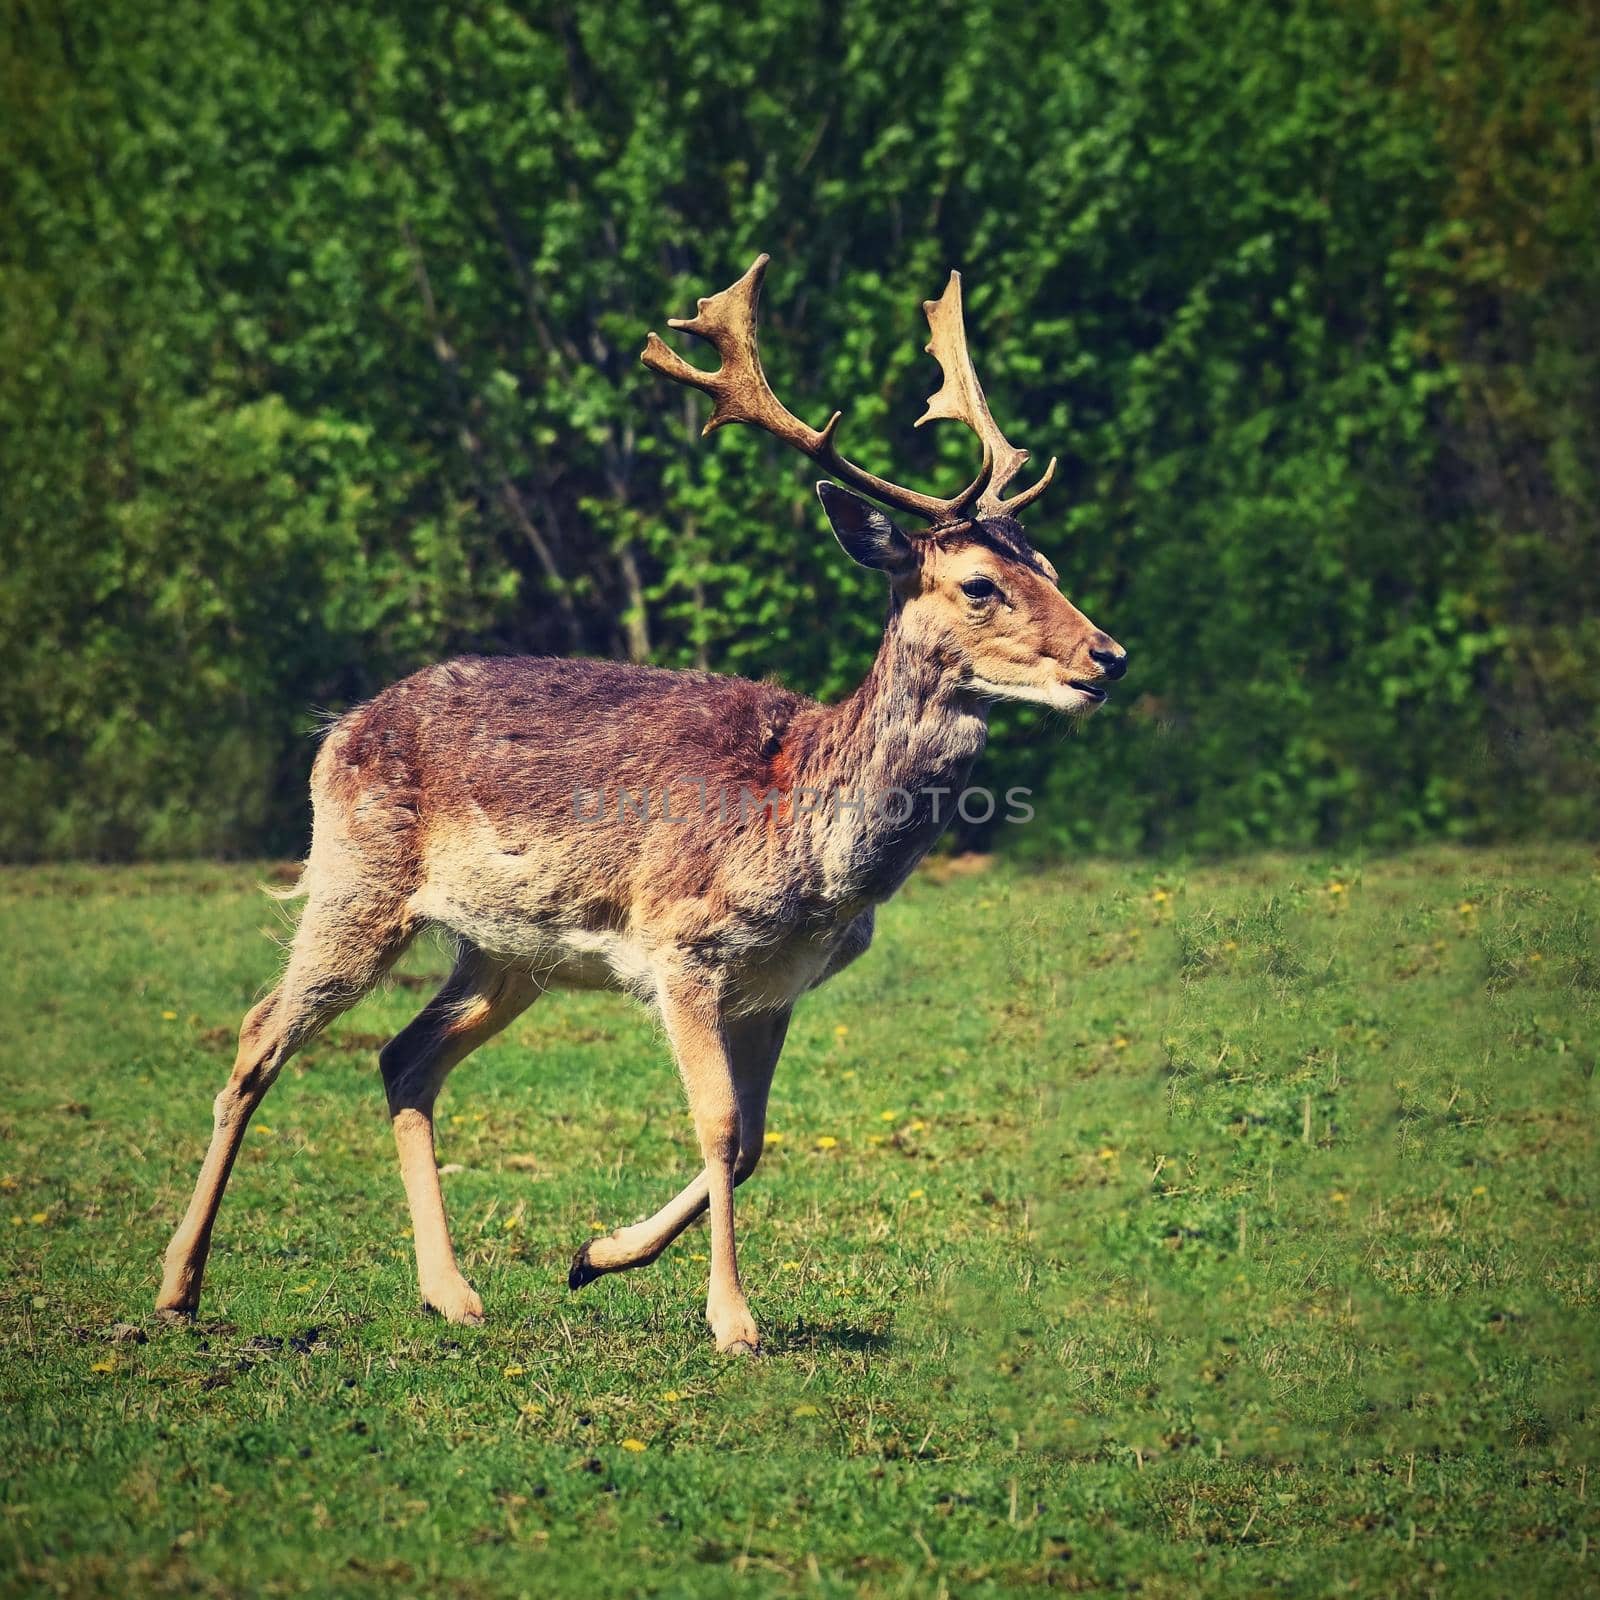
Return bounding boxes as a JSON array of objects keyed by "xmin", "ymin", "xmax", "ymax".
[{"xmin": 816, "ymin": 483, "xmax": 914, "ymax": 574}]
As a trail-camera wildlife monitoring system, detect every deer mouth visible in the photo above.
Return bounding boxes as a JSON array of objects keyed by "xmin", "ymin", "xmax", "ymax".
[{"xmin": 1068, "ymin": 679, "xmax": 1108, "ymax": 704}]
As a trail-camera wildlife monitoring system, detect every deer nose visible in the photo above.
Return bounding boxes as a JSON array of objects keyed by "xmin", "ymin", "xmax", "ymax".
[{"xmin": 1089, "ymin": 642, "xmax": 1128, "ymax": 680}]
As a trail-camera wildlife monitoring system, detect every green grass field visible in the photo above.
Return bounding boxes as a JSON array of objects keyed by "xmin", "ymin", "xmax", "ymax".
[{"xmin": 1, "ymin": 846, "xmax": 1596, "ymax": 1597}]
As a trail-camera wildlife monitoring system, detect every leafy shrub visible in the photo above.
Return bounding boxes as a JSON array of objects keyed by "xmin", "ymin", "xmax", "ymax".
[{"xmin": 2, "ymin": 0, "xmax": 1595, "ymax": 858}]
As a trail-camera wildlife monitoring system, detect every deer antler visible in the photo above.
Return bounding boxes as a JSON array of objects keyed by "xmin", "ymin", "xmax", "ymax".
[
  {"xmin": 917, "ymin": 271, "xmax": 1056, "ymax": 520},
  {"xmin": 642, "ymin": 254, "xmax": 992, "ymax": 526}
]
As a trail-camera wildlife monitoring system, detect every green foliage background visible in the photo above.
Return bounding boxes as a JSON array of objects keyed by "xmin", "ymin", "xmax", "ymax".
[{"xmin": 2, "ymin": 0, "xmax": 1596, "ymax": 860}]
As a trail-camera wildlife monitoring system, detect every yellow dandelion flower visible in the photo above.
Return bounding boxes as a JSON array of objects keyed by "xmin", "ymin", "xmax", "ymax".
[
  {"xmin": 501, "ymin": 1215, "xmax": 520, "ymax": 1231},
  {"xmin": 1096, "ymin": 1148, "xmax": 1117, "ymax": 1162},
  {"xmin": 690, "ymin": 1252, "xmax": 707, "ymax": 1262},
  {"xmin": 290, "ymin": 1282, "xmax": 314, "ymax": 1293},
  {"xmin": 1112, "ymin": 1036, "xmax": 1130, "ymax": 1051},
  {"xmin": 503, "ymin": 1364, "xmax": 525, "ymax": 1378},
  {"xmin": 1151, "ymin": 889, "xmax": 1169, "ymax": 904},
  {"xmin": 781, "ymin": 1260, "xmax": 801, "ymax": 1272},
  {"xmin": 519, "ymin": 1401, "xmax": 544, "ymax": 1418},
  {"xmin": 660, "ymin": 1390, "xmax": 681, "ymax": 1404},
  {"xmin": 865, "ymin": 1134, "xmax": 885, "ymax": 1146},
  {"xmin": 879, "ymin": 1110, "xmax": 898, "ymax": 1123},
  {"xmin": 620, "ymin": 1438, "xmax": 647, "ymax": 1452},
  {"xmin": 814, "ymin": 1135, "xmax": 838, "ymax": 1150},
  {"xmin": 763, "ymin": 1130, "xmax": 784, "ymax": 1145},
  {"xmin": 792, "ymin": 1403, "xmax": 820, "ymax": 1417},
  {"xmin": 161, "ymin": 1010, "xmax": 177, "ymax": 1021},
  {"xmin": 1326, "ymin": 882, "xmax": 1346, "ymax": 896},
  {"xmin": 29, "ymin": 1211, "xmax": 48, "ymax": 1225},
  {"xmin": 589, "ymin": 1220, "xmax": 606, "ymax": 1232},
  {"xmin": 908, "ymin": 1188, "xmax": 926, "ymax": 1200},
  {"xmin": 1223, "ymin": 939, "xmax": 1239, "ymax": 951},
  {"xmin": 1471, "ymin": 1185, "xmax": 1487, "ymax": 1197},
  {"xmin": 1457, "ymin": 901, "xmax": 1476, "ymax": 915},
  {"xmin": 908, "ymin": 1119, "xmax": 926, "ymax": 1133},
  {"xmin": 833, "ymin": 1024, "xmax": 849, "ymax": 1038},
  {"xmin": 90, "ymin": 1357, "xmax": 119, "ymax": 1374},
  {"xmin": 1330, "ymin": 1191, "xmax": 1348, "ymax": 1205},
  {"xmin": 0, "ymin": 1176, "xmax": 18, "ymax": 1191}
]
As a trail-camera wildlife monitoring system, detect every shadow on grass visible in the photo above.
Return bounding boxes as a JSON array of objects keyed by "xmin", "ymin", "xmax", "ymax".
[{"xmin": 763, "ymin": 1320, "xmax": 891, "ymax": 1355}]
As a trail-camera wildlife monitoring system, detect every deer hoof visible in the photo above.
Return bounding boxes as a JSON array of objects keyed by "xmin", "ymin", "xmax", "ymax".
[
  {"xmin": 568, "ymin": 1243, "xmax": 602, "ymax": 1291},
  {"xmin": 421, "ymin": 1277, "xmax": 484, "ymax": 1325},
  {"xmin": 719, "ymin": 1338, "xmax": 761, "ymax": 1357},
  {"xmin": 154, "ymin": 1305, "xmax": 196, "ymax": 1325}
]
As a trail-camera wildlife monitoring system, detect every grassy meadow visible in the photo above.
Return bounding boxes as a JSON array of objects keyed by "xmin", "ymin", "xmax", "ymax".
[{"xmin": 1, "ymin": 845, "xmax": 1595, "ymax": 1597}]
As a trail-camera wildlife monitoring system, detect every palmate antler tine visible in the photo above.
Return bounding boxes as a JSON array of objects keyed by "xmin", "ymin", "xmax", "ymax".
[
  {"xmin": 641, "ymin": 254, "xmax": 790, "ymax": 438},
  {"xmin": 916, "ymin": 271, "xmax": 1057, "ymax": 520},
  {"xmin": 642, "ymin": 255, "xmax": 994, "ymax": 525}
]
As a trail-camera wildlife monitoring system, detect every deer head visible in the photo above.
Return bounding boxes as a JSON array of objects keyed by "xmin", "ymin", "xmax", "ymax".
[{"xmin": 642, "ymin": 255, "xmax": 1127, "ymax": 714}]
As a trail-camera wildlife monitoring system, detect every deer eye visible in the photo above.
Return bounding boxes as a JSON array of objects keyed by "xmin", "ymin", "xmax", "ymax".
[{"xmin": 961, "ymin": 576, "xmax": 1000, "ymax": 602}]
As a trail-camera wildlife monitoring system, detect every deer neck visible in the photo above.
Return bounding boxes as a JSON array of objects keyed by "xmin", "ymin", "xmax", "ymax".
[{"xmin": 793, "ymin": 599, "xmax": 989, "ymax": 901}]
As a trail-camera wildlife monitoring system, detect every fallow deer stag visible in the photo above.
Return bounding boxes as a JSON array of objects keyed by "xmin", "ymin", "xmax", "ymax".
[{"xmin": 157, "ymin": 255, "xmax": 1127, "ymax": 1353}]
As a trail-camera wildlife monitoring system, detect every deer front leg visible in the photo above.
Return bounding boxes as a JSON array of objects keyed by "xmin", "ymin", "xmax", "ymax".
[
  {"xmin": 569, "ymin": 1011, "xmax": 788, "ymax": 1288},
  {"xmin": 658, "ymin": 980, "xmax": 759, "ymax": 1354}
]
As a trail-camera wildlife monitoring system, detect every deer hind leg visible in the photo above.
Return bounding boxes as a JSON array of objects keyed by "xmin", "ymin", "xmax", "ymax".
[
  {"xmin": 381, "ymin": 946, "xmax": 541, "ymax": 1325},
  {"xmin": 569, "ymin": 1010, "xmax": 788, "ymax": 1290},
  {"xmin": 156, "ymin": 890, "xmax": 413, "ymax": 1319}
]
